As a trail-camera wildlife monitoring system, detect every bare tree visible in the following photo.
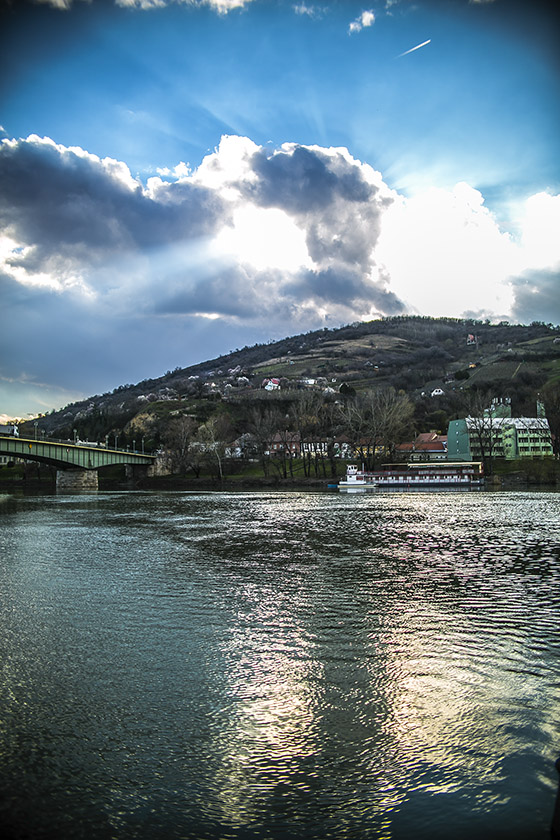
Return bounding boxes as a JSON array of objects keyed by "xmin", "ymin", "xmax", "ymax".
[
  {"xmin": 290, "ymin": 392, "xmax": 322, "ymax": 477},
  {"xmin": 461, "ymin": 390, "xmax": 499, "ymax": 474},
  {"xmin": 339, "ymin": 388, "xmax": 414, "ymax": 469},
  {"xmin": 198, "ymin": 415, "xmax": 231, "ymax": 481},
  {"xmin": 163, "ymin": 416, "xmax": 197, "ymax": 475},
  {"xmin": 247, "ymin": 406, "xmax": 282, "ymax": 477},
  {"xmin": 542, "ymin": 384, "xmax": 560, "ymax": 456}
]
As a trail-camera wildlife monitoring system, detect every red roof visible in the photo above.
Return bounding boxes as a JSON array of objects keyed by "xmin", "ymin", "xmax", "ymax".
[
  {"xmin": 415, "ymin": 441, "xmax": 447, "ymax": 452},
  {"xmin": 396, "ymin": 434, "xmax": 448, "ymax": 453}
]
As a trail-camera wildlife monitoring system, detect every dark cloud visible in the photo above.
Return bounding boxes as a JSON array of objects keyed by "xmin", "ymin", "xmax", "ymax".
[
  {"xmin": 250, "ymin": 146, "xmax": 341, "ymax": 212},
  {"xmin": 510, "ymin": 266, "xmax": 560, "ymax": 324},
  {"xmin": 0, "ymin": 136, "xmax": 227, "ymax": 267},
  {"xmin": 251, "ymin": 145, "xmax": 379, "ymax": 210},
  {"xmin": 155, "ymin": 261, "xmax": 405, "ymax": 322},
  {"xmin": 285, "ymin": 266, "xmax": 404, "ymax": 314},
  {"xmin": 153, "ymin": 265, "xmax": 269, "ymax": 319},
  {"xmin": 0, "ymin": 134, "xmax": 402, "ymax": 324}
]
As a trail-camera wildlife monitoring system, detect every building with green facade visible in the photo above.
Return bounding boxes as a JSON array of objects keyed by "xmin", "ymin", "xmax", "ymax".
[{"xmin": 447, "ymin": 416, "xmax": 553, "ymax": 461}]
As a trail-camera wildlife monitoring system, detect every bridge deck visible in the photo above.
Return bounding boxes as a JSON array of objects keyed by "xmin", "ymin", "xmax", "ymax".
[{"xmin": 0, "ymin": 436, "xmax": 156, "ymax": 470}]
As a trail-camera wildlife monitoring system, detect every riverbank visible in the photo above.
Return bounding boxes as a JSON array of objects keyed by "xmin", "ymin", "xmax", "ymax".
[{"xmin": 1, "ymin": 459, "xmax": 559, "ymax": 492}]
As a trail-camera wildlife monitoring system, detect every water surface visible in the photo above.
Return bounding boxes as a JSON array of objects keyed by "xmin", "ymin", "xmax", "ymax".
[{"xmin": 0, "ymin": 490, "xmax": 559, "ymax": 839}]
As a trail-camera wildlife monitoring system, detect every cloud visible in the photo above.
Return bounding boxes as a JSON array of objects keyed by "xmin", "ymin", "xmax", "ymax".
[
  {"xmin": 36, "ymin": 0, "xmax": 255, "ymax": 11},
  {"xmin": 293, "ymin": 3, "xmax": 326, "ymax": 18},
  {"xmin": 375, "ymin": 182, "xmax": 518, "ymax": 319},
  {"xmin": 510, "ymin": 267, "xmax": 560, "ymax": 324},
  {"xmin": 508, "ymin": 192, "xmax": 560, "ymax": 323},
  {"xmin": 517, "ymin": 191, "xmax": 560, "ymax": 270},
  {"xmin": 117, "ymin": 0, "xmax": 256, "ymax": 11},
  {"xmin": 349, "ymin": 10, "xmax": 375, "ymax": 35},
  {"xmin": 0, "ymin": 135, "xmax": 227, "ymax": 300},
  {"xmin": 155, "ymin": 137, "xmax": 401, "ymax": 322},
  {"xmin": 33, "ymin": 0, "xmax": 84, "ymax": 8}
]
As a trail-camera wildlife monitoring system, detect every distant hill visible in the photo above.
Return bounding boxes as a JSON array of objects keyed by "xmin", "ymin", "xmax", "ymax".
[{"xmin": 23, "ymin": 316, "xmax": 560, "ymax": 444}]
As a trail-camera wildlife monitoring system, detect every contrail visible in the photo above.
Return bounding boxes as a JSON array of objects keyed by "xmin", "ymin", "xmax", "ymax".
[{"xmin": 398, "ymin": 39, "xmax": 431, "ymax": 57}]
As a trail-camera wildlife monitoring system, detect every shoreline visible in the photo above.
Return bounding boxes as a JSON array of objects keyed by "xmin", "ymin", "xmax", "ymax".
[{"xmin": 1, "ymin": 472, "xmax": 559, "ymax": 493}]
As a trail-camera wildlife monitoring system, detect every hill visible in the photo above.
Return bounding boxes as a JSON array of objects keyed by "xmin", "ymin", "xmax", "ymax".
[{"xmin": 21, "ymin": 316, "xmax": 560, "ymax": 448}]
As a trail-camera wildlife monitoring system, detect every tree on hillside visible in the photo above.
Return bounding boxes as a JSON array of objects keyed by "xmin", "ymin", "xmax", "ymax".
[
  {"xmin": 198, "ymin": 414, "xmax": 232, "ymax": 481},
  {"xmin": 290, "ymin": 392, "xmax": 340, "ymax": 479},
  {"xmin": 339, "ymin": 388, "xmax": 414, "ymax": 469},
  {"xmin": 290, "ymin": 392, "xmax": 322, "ymax": 478},
  {"xmin": 460, "ymin": 390, "xmax": 500, "ymax": 474},
  {"xmin": 163, "ymin": 416, "xmax": 198, "ymax": 476},
  {"xmin": 318, "ymin": 397, "xmax": 344, "ymax": 479},
  {"xmin": 248, "ymin": 406, "xmax": 283, "ymax": 477}
]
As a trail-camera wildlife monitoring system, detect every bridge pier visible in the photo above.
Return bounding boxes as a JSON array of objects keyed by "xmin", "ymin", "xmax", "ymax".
[{"xmin": 56, "ymin": 469, "xmax": 98, "ymax": 493}]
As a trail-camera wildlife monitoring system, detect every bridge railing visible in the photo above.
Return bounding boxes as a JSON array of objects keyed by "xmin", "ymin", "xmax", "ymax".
[{"xmin": 14, "ymin": 435, "xmax": 155, "ymax": 456}]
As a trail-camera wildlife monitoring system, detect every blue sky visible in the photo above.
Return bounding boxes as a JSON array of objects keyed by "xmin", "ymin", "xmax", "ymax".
[{"xmin": 1, "ymin": 0, "xmax": 559, "ymax": 419}]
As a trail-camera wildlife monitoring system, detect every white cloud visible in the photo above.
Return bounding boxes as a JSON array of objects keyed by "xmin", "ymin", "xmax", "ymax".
[
  {"xmin": 156, "ymin": 161, "xmax": 192, "ymax": 179},
  {"xmin": 517, "ymin": 192, "xmax": 560, "ymax": 271},
  {"xmin": 116, "ymin": 0, "xmax": 167, "ymax": 8},
  {"xmin": 116, "ymin": 0, "xmax": 254, "ymax": 11},
  {"xmin": 293, "ymin": 3, "xmax": 325, "ymax": 18},
  {"xmin": 349, "ymin": 10, "xmax": 375, "ymax": 35},
  {"xmin": 376, "ymin": 182, "xmax": 560, "ymax": 321},
  {"xmin": 37, "ymin": 0, "xmax": 255, "ymax": 11},
  {"xmin": 35, "ymin": 0, "xmax": 87, "ymax": 9},
  {"xmin": 192, "ymin": 134, "xmax": 260, "ymax": 195},
  {"xmin": 216, "ymin": 206, "xmax": 312, "ymax": 272},
  {"xmin": 376, "ymin": 182, "xmax": 517, "ymax": 318},
  {"xmin": 508, "ymin": 191, "xmax": 560, "ymax": 324}
]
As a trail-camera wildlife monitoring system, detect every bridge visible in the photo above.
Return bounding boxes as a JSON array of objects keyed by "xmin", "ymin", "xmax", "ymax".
[{"xmin": 0, "ymin": 435, "xmax": 156, "ymax": 491}]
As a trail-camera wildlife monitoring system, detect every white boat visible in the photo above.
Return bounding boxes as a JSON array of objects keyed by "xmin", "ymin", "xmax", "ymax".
[{"xmin": 339, "ymin": 462, "xmax": 484, "ymax": 489}]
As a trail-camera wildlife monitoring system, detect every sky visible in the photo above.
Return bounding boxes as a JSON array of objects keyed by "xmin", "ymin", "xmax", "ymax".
[{"xmin": 1, "ymin": 0, "xmax": 559, "ymax": 420}]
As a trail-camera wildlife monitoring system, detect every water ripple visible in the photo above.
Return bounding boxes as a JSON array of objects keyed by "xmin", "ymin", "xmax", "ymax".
[{"xmin": 0, "ymin": 490, "xmax": 558, "ymax": 839}]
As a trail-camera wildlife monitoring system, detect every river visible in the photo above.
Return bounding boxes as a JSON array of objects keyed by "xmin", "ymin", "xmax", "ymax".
[{"xmin": 0, "ymin": 489, "xmax": 559, "ymax": 839}]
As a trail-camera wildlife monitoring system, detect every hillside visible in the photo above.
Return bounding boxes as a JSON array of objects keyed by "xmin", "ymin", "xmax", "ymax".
[{"xmin": 22, "ymin": 316, "xmax": 560, "ymax": 447}]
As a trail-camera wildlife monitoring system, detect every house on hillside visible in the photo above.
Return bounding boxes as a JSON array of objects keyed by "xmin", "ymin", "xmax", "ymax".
[
  {"xmin": 301, "ymin": 439, "xmax": 328, "ymax": 458},
  {"xmin": 263, "ymin": 378, "xmax": 281, "ymax": 391},
  {"xmin": 268, "ymin": 432, "xmax": 301, "ymax": 457},
  {"xmin": 396, "ymin": 432, "xmax": 448, "ymax": 461}
]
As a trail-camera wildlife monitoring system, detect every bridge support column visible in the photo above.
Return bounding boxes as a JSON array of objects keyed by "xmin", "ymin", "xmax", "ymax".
[{"xmin": 56, "ymin": 469, "xmax": 98, "ymax": 493}]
